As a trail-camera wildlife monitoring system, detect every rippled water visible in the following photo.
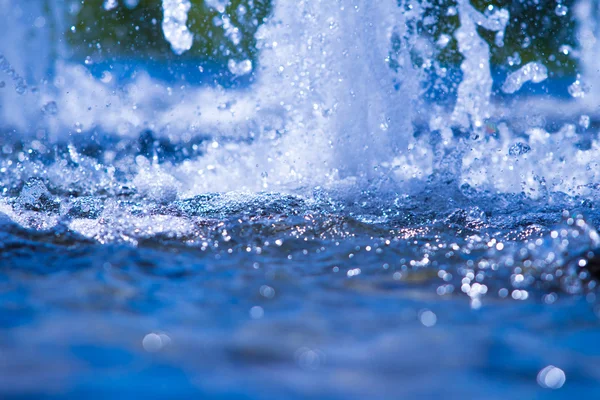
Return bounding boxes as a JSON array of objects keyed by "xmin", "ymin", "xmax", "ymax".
[
  {"xmin": 3, "ymin": 0, "xmax": 600, "ymax": 398},
  {"xmin": 2, "ymin": 169, "xmax": 600, "ymax": 397}
]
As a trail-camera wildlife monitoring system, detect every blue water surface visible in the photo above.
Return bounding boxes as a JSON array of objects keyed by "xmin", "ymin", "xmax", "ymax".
[{"xmin": 1, "ymin": 176, "xmax": 600, "ymax": 398}]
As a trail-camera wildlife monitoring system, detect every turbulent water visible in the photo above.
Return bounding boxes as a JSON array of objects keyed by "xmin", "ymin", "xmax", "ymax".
[{"xmin": 2, "ymin": 0, "xmax": 600, "ymax": 398}]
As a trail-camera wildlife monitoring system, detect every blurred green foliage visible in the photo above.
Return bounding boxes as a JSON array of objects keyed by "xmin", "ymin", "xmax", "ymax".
[
  {"xmin": 68, "ymin": 0, "xmax": 271, "ymax": 63},
  {"xmin": 68, "ymin": 0, "xmax": 577, "ymax": 75}
]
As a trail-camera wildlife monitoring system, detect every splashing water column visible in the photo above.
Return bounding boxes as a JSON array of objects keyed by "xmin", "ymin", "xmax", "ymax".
[
  {"xmin": 452, "ymin": 0, "xmax": 509, "ymax": 131},
  {"xmin": 575, "ymin": 0, "xmax": 600, "ymax": 102},
  {"xmin": 325, "ymin": 1, "xmax": 418, "ymax": 180},
  {"xmin": 255, "ymin": 0, "xmax": 418, "ymax": 182},
  {"xmin": 0, "ymin": 0, "xmax": 58, "ymax": 131}
]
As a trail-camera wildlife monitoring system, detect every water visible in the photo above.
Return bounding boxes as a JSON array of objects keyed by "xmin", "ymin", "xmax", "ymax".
[
  {"xmin": 502, "ymin": 62, "xmax": 548, "ymax": 94},
  {"xmin": 161, "ymin": 0, "xmax": 194, "ymax": 55},
  {"xmin": 2, "ymin": 0, "xmax": 600, "ymax": 398}
]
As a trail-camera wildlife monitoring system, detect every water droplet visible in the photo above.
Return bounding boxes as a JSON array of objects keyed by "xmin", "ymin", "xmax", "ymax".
[
  {"xmin": 124, "ymin": 0, "xmax": 140, "ymax": 9},
  {"xmin": 42, "ymin": 101, "xmax": 58, "ymax": 116},
  {"xmin": 502, "ymin": 62, "xmax": 547, "ymax": 94},
  {"xmin": 436, "ymin": 34, "xmax": 451, "ymax": 48},
  {"xmin": 537, "ymin": 365, "xmax": 566, "ymax": 389},
  {"xmin": 142, "ymin": 333, "xmax": 161, "ymax": 352},
  {"xmin": 295, "ymin": 347, "xmax": 324, "ymax": 370},
  {"xmin": 15, "ymin": 78, "xmax": 27, "ymax": 95},
  {"xmin": 250, "ymin": 306, "xmax": 264, "ymax": 319},
  {"xmin": 555, "ymin": 4, "xmax": 568, "ymax": 16},
  {"xmin": 103, "ymin": 0, "xmax": 118, "ymax": 11},
  {"xmin": 142, "ymin": 332, "xmax": 171, "ymax": 352},
  {"xmin": 228, "ymin": 59, "xmax": 253, "ymax": 76},
  {"xmin": 259, "ymin": 285, "xmax": 275, "ymax": 298},
  {"xmin": 419, "ymin": 310, "xmax": 437, "ymax": 327},
  {"xmin": 508, "ymin": 142, "xmax": 531, "ymax": 156},
  {"xmin": 569, "ymin": 76, "xmax": 589, "ymax": 98}
]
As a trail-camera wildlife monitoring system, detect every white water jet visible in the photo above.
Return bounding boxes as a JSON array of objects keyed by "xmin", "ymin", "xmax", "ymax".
[
  {"xmin": 574, "ymin": 0, "xmax": 600, "ymax": 102},
  {"xmin": 452, "ymin": 0, "xmax": 508, "ymax": 130},
  {"xmin": 0, "ymin": 0, "xmax": 58, "ymax": 130},
  {"xmin": 254, "ymin": 0, "xmax": 419, "ymax": 180}
]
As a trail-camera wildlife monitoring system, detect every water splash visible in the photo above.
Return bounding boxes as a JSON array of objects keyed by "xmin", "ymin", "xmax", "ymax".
[
  {"xmin": 0, "ymin": 54, "xmax": 28, "ymax": 95},
  {"xmin": 502, "ymin": 62, "xmax": 548, "ymax": 94},
  {"xmin": 451, "ymin": 0, "xmax": 509, "ymax": 130},
  {"xmin": 3, "ymin": 6, "xmax": 600, "ymax": 394},
  {"xmin": 1, "ymin": 0, "xmax": 600, "ymax": 198},
  {"xmin": 253, "ymin": 0, "xmax": 419, "ymax": 180},
  {"xmin": 161, "ymin": 0, "xmax": 194, "ymax": 55},
  {"xmin": 227, "ymin": 58, "xmax": 252, "ymax": 76},
  {"xmin": 103, "ymin": 0, "xmax": 118, "ymax": 11}
]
